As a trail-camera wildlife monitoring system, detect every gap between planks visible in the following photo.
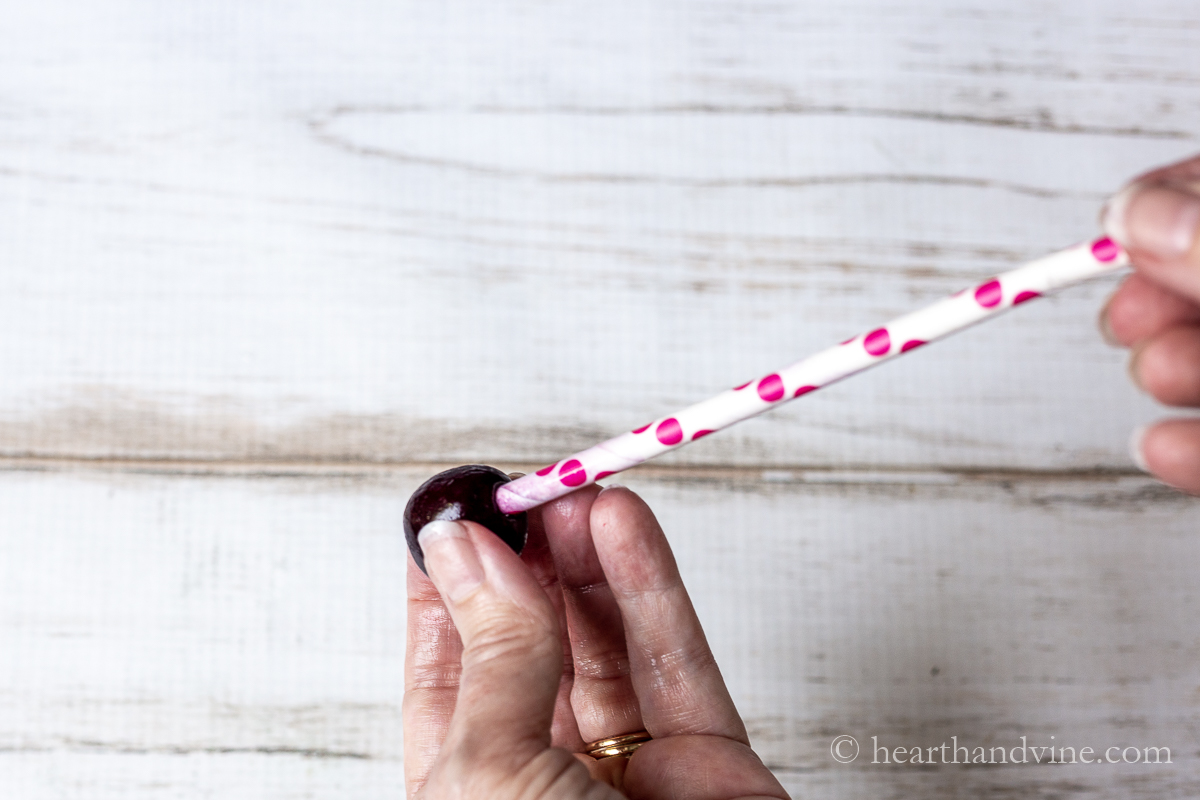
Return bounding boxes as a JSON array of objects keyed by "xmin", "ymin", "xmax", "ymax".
[{"xmin": 0, "ymin": 455, "xmax": 1150, "ymax": 485}]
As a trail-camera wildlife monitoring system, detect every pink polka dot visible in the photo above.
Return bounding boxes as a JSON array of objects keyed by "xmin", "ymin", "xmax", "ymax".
[
  {"xmin": 558, "ymin": 459, "xmax": 586, "ymax": 487},
  {"xmin": 757, "ymin": 374, "xmax": 785, "ymax": 402},
  {"xmin": 864, "ymin": 328, "xmax": 891, "ymax": 356},
  {"xmin": 595, "ymin": 471, "xmax": 614, "ymax": 481},
  {"xmin": 974, "ymin": 279, "xmax": 1002, "ymax": 308},
  {"xmin": 733, "ymin": 381, "xmax": 752, "ymax": 391},
  {"xmin": 656, "ymin": 418, "xmax": 683, "ymax": 446},
  {"xmin": 900, "ymin": 339, "xmax": 926, "ymax": 353},
  {"xmin": 793, "ymin": 385, "xmax": 818, "ymax": 398},
  {"xmin": 536, "ymin": 464, "xmax": 556, "ymax": 477},
  {"xmin": 1091, "ymin": 237, "xmax": 1120, "ymax": 262},
  {"xmin": 691, "ymin": 429, "xmax": 714, "ymax": 441},
  {"xmin": 632, "ymin": 423, "xmax": 651, "ymax": 434},
  {"xmin": 1013, "ymin": 290, "xmax": 1041, "ymax": 305},
  {"xmin": 840, "ymin": 336, "xmax": 856, "ymax": 346}
]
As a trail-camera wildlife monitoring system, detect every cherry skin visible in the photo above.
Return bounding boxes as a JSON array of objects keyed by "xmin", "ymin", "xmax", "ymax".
[{"xmin": 403, "ymin": 464, "xmax": 528, "ymax": 575}]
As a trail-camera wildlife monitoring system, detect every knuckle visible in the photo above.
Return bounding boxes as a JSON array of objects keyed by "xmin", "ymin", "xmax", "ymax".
[
  {"xmin": 407, "ymin": 661, "xmax": 462, "ymax": 690},
  {"xmin": 640, "ymin": 639, "xmax": 721, "ymax": 698},
  {"xmin": 461, "ymin": 614, "xmax": 559, "ymax": 670},
  {"xmin": 573, "ymin": 646, "xmax": 631, "ymax": 682},
  {"xmin": 515, "ymin": 749, "xmax": 597, "ymax": 799}
]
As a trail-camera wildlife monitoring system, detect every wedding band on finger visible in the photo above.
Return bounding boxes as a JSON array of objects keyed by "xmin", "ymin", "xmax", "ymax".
[{"xmin": 584, "ymin": 730, "xmax": 653, "ymax": 759}]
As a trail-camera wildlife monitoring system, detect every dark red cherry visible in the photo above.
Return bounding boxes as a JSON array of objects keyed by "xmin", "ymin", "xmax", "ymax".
[{"xmin": 403, "ymin": 464, "xmax": 528, "ymax": 575}]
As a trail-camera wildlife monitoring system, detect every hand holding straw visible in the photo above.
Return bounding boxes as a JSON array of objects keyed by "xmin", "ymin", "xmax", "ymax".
[{"xmin": 495, "ymin": 237, "xmax": 1129, "ymax": 515}]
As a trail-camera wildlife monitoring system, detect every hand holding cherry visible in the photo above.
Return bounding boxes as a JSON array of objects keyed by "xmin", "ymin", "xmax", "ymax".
[{"xmin": 403, "ymin": 481, "xmax": 788, "ymax": 799}]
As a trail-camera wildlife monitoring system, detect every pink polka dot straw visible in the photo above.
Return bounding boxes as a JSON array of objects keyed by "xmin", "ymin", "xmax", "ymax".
[{"xmin": 495, "ymin": 237, "xmax": 1129, "ymax": 515}]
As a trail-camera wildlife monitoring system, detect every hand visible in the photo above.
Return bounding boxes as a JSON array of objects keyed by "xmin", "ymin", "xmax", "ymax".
[
  {"xmin": 403, "ymin": 484, "xmax": 789, "ymax": 799},
  {"xmin": 1100, "ymin": 154, "xmax": 1200, "ymax": 495}
]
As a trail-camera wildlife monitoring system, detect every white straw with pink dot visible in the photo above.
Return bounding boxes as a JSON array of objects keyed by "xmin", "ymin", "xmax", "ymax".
[{"xmin": 495, "ymin": 237, "xmax": 1129, "ymax": 515}]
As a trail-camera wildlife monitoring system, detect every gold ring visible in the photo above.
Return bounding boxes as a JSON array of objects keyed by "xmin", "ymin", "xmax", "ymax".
[{"xmin": 584, "ymin": 730, "xmax": 652, "ymax": 759}]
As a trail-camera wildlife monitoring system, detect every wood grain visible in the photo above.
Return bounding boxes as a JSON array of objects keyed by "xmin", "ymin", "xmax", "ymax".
[
  {"xmin": 1, "ymin": 0, "xmax": 1198, "ymax": 468},
  {"xmin": 3, "ymin": 1, "xmax": 1200, "ymax": 797},
  {"xmin": 0, "ymin": 464, "xmax": 1197, "ymax": 798}
]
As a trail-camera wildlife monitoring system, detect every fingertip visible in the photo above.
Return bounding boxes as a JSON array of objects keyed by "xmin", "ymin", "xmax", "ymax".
[
  {"xmin": 594, "ymin": 483, "xmax": 631, "ymax": 509},
  {"xmin": 1127, "ymin": 340, "xmax": 1149, "ymax": 394},
  {"xmin": 590, "ymin": 485, "xmax": 679, "ymax": 591},
  {"xmin": 1127, "ymin": 326, "xmax": 1200, "ymax": 407},
  {"xmin": 1129, "ymin": 425, "xmax": 1151, "ymax": 473},
  {"xmin": 1100, "ymin": 164, "xmax": 1200, "ymax": 308},
  {"xmin": 589, "ymin": 484, "xmax": 641, "ymax": 537},
  {"xmin": 1106, "ymin": 182, "xmax": 1200, "ymax": 259},
  {"xmin": 1103, "ymin": 273, "xmax": 1200, "ymax": 348},
  {"xmin": 456, "ymin": 521, "xmax": 561, "ymax": 626},
  {"xmin": 1097, "ymin": 292, "xmax": 1123, "ymax": 348},
  {"xmin": 538, "ymin": 484, "xmax": 604, "ymax": 584},
  {"xmin": 1137, "ymin": 420, "xmax": 1200, "ymax": 495},
  {"xmin": 419, "ymin": 521, "xmax": 485, "ymax": 603},
  {"xmin": 1101, "ymin": 181, "xmax": 1139, "ymax": 250},
  {"xmin": 543, "ymin": 483, "xmax": 604, "ymax": 529},
  {"xmin": 419, "ymin": 518, "xmax": 553, "ymax": 616},
  {"xmin": 592, "ymin": 482, "xmax": 641, "ymax": 511}
]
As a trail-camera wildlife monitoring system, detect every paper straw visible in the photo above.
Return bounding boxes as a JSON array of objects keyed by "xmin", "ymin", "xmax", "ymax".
[{"xmin": 495, "ymin": 237, "xmax": 1129, "ymax": 515}]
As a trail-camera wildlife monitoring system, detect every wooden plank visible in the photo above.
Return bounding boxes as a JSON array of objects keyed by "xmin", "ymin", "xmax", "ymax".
[
  {"xmin": 0, "ymin": 752, "xmax": 396, "ymax": 800},
  {"xmin": 0, "ymin": 1, "xmax": 1198, "ymax": 469},
  {"xmin": 6, "ymin": 1, "xmax": 1197, "ymax": 133},
  {"xmin": 0, "ymin": 464, "xmax": 1198, "ymax": 797}
]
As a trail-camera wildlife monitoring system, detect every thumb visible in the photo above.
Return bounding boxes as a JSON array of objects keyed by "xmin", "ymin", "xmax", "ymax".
[
  {"xmin": 1103, "ymin": 174, "xmax": 1200, "ymax": 303},
  {"xmin": 418, "ymin": 519, "xmax": 563, "ymax": 768}
]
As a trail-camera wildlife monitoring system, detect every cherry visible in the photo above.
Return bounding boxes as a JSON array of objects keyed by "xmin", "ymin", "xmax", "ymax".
[{"xmin": 403, "ymin": 464, "xmax": 528, "ymax": 575}]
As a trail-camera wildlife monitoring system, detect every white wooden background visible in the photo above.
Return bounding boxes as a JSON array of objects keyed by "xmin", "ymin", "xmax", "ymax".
[{"xmin": 2, "ymin": 1, "xmax": 1200, "ymax": 797}]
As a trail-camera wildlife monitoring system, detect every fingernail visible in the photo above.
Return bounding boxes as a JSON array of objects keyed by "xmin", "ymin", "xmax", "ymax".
[
  {"xmin": 597, "ymin": 483, "xmax": 626, "ymax": 491},
  {"xmin": 1100, "ymin": 183, "xmax": 1138, "ymax": 248},
  {"xmin": 1103, "ymin": 182, "xmax": 1200, "ymax": 260},
  {"xmin": 1129, "ymin": 425, "xmax": 1151, "ymax": 473},
  {"xmin": 418, "ymin": 520, "xmax": 484, "ymax": 601},
  {"xmin": 1097, "ymin": 295, "xmax": 1122, "ymax": 347},
  {"xmin": 1127, "ymin": 344, "xmax": 1147, "ymax": 392}
]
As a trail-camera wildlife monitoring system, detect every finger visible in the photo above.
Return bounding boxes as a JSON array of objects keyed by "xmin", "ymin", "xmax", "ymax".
[
  {"xmin": 1099, "ymin": 273, "xmax": 1200, "ymax": 348},
  {"xmin": 1123, "ymin": 153, "xmax": 1200, "ymax": 189},
  {"xmin": 1134, "ymin": 419, "xmax": 1200, "ymax": 495},
  {"xmin": 520, "ymin": 503, "xmax": 586, "ymax": 750},
  {"xmin": 419, "ymin": 519, "xmax": 563, "ymax": 772},
  {"xmin": 577, "ymin": 751, "xmax": 631, "ymax": 789},
  {"xmin": 541, "ymin": 485, "xmax": 645, "ymax": 744},
  {"xmin": 622, "ymin": 736, "xmax": 790, "ymax": 800},
  {"xmin": 590, "ymin": 487, "xmax": 748, "ymax": 743},
  {"xmin": 403, "ymin": 553, "xmax": 462, "ymax": 798},
  {"xmin": 1103, "ymin": 176, "xmax": 1200, "ymax": 304},
  {"xmin": 1129, "ymin": 324, "xmax": 1200, "ymax": 407}
]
